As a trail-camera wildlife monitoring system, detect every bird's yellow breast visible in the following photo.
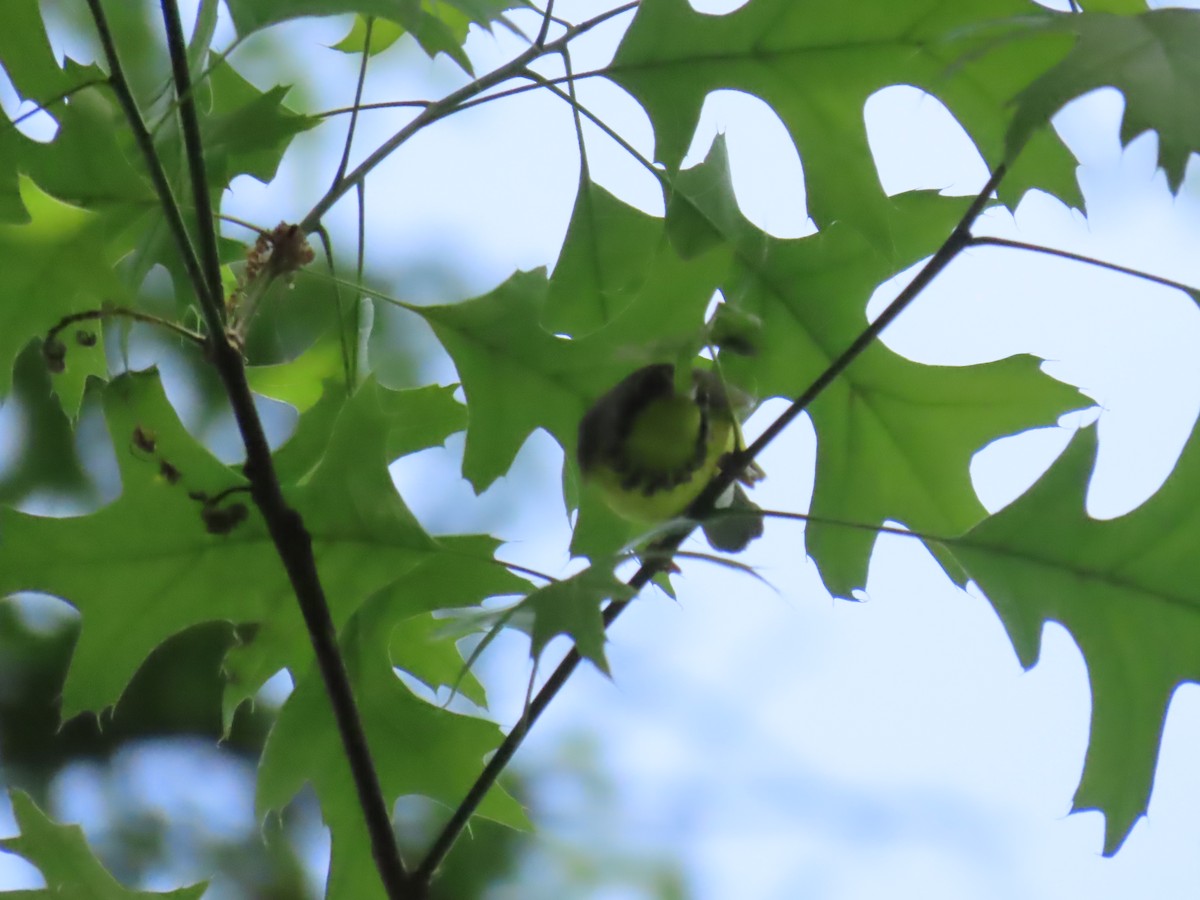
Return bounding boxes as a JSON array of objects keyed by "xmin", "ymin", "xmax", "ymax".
[{"xmin": 589, "ymin": 397, "xmax": 735, "ymax": 524}]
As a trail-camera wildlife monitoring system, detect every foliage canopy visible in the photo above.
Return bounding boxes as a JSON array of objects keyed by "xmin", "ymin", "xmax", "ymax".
[{"xmin": 1, "ymin": 0, "xmax": 1199, "ymax": 895}]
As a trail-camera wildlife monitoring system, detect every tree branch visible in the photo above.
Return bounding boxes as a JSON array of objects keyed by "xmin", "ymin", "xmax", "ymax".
[
  {"xmin": 535, "ymin": 0, "xmax": 557, "ymax": 46},
  {"xmin": 299, "ymin": 2, "xmax": 638, "ymax": 232},
  {"xmin": 135, "ymin": 3, "xmax": 415, "ymax": 896},
  {"xmin": 159, "ymin": 0, "xmax": 224, "ymax": 323}
]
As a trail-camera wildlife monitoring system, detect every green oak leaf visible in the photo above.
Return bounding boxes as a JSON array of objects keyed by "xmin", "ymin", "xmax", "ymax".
[
  {"xmin": 333, "ymin": 6, "xmax": 475, "ymax": 73},
  {"xmin": 333, "ymin": 15, "xmax": 409, "ymax": 55},
  {"xmin": 543, "ymin": 177, "xmax": 664, "ymax": 336},
  {"xmin": 0, "ymin": 82, "xmax": 150, "ymax": 226},
  {"xmin": 0, "ymin": 342, "xmax": 92, "ymax": 504},
  {"xmin": 390, "ymin": 610, "xmax": 490, "ymax": 707},
  {"xmin": 200, "ymin": 59, "xmax": 320, "ymax": 188},
  {"xmin": 526, "ymin": 567, "xmax": 633, "ymax": 675},
  {"xmin": 246, "ymin": 339, "xmax": 346, "ymax": 412},
  {"xmin": 1007, "ymin": 9, "xmax": 1200, "ymax": 191},
  {"xmin": 946, "ymin": 425, "xmax": 1200, "ymax": 854},
  {"xmin": 269, "ymin": 378, "xmax": 466, "ymax": 485},
  {"xmin": 371, "ymin": 533, "xmax": 533, "ymax": 713},
  {"xmin": 0, "ymin": 176, "xmax": 129, "ymax": 417},
  {"xmin": 226, "ymin": 0, "xmax": 418, "ymax": 38},
  {"xmin": 0, "ymin": 370, "xmax": 267, "ymax": 720},
  {"xmin": 0, "ymin": 790, "xmax": 206, "ymax": 899},
  {"xmin": 220, "ymin": 378, "xmax": 505, "ymax": 720},
  {"xmin": 1079, "ymin": 0, "xmax": 1146, "ymax": 10},
  {"xmin": 0, "ymin": 0, "xmax": 90, "ymax": 100},
  {"xmin": 227, "ymin": 0, "xmax": 520, "ymax": 70},
  {"xmin": 0, "ymin": 369, "xmax": 484, "ymax": 726},
  {"xmin": 608, "ymin": 0, "xmax": 1081, "ymax": 238},
  {"xmin": 413, "ymin": 270, "xmax": 613, "ymax": 494},
  {"xmin": 380, "ymin": 383, "xmax": 469, "ymax": 460},
  {"xmin": 258, "ymin": 571, "xmax": 529, "ymax": 900},
  {"xmin": 415, "ymin": 241, "xmax": 729, "ymax": 494},
  {"xmin": 675, "ymin": 136, "xmax": 1084, "ymax": 595},
  {"xmin": 0, "ymin": 2, "xmax": 125, "ymax": 222}
]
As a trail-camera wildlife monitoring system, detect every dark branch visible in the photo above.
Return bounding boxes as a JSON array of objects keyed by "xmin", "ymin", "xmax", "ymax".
[
  {"xmin": 535, "ymin": 0, "xmax": 557, "ymax": 46},
  {"xmin": 160, "ymin": 0, "xmax": 224, "ymax": 323},
  {"xmin": 333, "ymin": 17, "xmax": 374, "ymax": 187},
  {"xmin": 155, "ymin": 3, "xmax": 415, "ymax": 897},
  {"xmin": 83, "ymin": 0, "xmax": 209, "ymax": 337}
]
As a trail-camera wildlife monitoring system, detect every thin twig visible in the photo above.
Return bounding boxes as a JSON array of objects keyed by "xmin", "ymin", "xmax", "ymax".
[
  {"xmin": 148, "ymin": 33, "xmax": 251, "ymax": 139},
  {"xmin": 1, "ymin": 78, "xmax": 107, "ymax": 135},
  {"xmin": 494, "ymin": 559, "xmax": 560, "ymax": 584},
  {"xmin": 454, "ymin": 68, "xmax": 610, "ymax": 115},
  {"xmin": 535, "ymin": 0, "xmax": 557, "ymax": 46},
  {"xmin": 413, "ymin": 562, "xmax": 652, "ymax": 884},
  {"xmin": 333, "ymin": 17, "xmax": 374, "ymax": 187},
  {"xmin": 559, "ymin": 50, "xmax": 589, "ymax": 180},
  {"xmin": 300, "ymin": 3, "xmax": 638, "ymax": 231},
  {"xmin": 968, "ymin": 235, "xmax": 1200, "ymax": 297},
  {"xmin": 313, "ymin": 225, "xmax": 355, "ymax": 393},
  {"xmin": 45, "ymin": 306, "xmax": 205, "ymax": 347},
  {"xmin": 525, "ymin": 70, "xmax": 661, "ymax": 181},
  {"xmin": 313, "ymin": 68, "xmax": 610, "ymax": 121},
  {"xmin": 83, "ymin": 0, "xmax": 208, "ymax": 336},
  {"xmin": 352, "ymin": 181, "xmax": 368, "ymax": 386},
  {"xmin": 317, "ymin": 98, "xmax": 433, "ymax": 118},
  {"xmin": 160, "ymin": 0, "xmax": 224, "ymax": 322},
  {"xmin": 218, "ymin": 213, "xmax": 272, "ymax": 237},
  {"xmin": 414, "ymin": 162, "xmax": 1010, "ymax": 884}
]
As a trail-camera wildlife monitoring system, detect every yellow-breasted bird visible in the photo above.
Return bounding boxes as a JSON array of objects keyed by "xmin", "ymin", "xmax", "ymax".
[{"xmin": 577, "ymin": 363, "xmax": 765, "ymax": 552}]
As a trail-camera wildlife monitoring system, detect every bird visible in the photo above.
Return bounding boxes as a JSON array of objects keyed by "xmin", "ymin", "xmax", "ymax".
[{"xmin": 577, "ymin": 362, "xmax": 764, "ymax": 552}]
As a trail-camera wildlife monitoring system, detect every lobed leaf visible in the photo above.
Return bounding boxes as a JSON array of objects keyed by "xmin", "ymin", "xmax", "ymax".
[
  {"xmin": 257, "ymin": 552, "xmax": 531, "ymax": 900},
  {"xmin": 608, "ymin": 0, "xmax": 1082, "ymax": 237},
  {"xmin": 526, "ymin": 567, "xmax": 632, "ymax": 674},
  {"xmin": 1007, "ymin": 9, "xmax": 1200, "ymax": 191},
  {"xmin": 0, "ymin": 790, "xmax": 206, "ymax": 898},
  {"xmin": 947, "ymin": 424, "xmax": 1200, "ymax": 853},
  {"xmin": 676, "ymin": 136, "xmax": 1086, "ymax": 594},
  {"xmin": 0, "ymin": 177, "xmax": 130, "ymax": 418}
]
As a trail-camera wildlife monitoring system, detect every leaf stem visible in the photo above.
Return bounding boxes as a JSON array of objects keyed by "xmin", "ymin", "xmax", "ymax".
[
  {"xmin": 967, "ymin": 235, "xmax": 1200, "ymax": 297},
  {"xmin": 316, "ymin": 98, "xmax": 433, "ymax": 118},
  {"xmin": 45, "ymin": 306, "xmax": 205, "ymax": 347},
  {"xmin": 218, "ymin": 213, "xmax": 271, "ymax": 237},
  {"xmin": 525, "ymin": 70, "xmax": 661, "ymax": 181},
  {"xmin": 0, "ymin": 78, "xmax": 108, "ymax": 134}
]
